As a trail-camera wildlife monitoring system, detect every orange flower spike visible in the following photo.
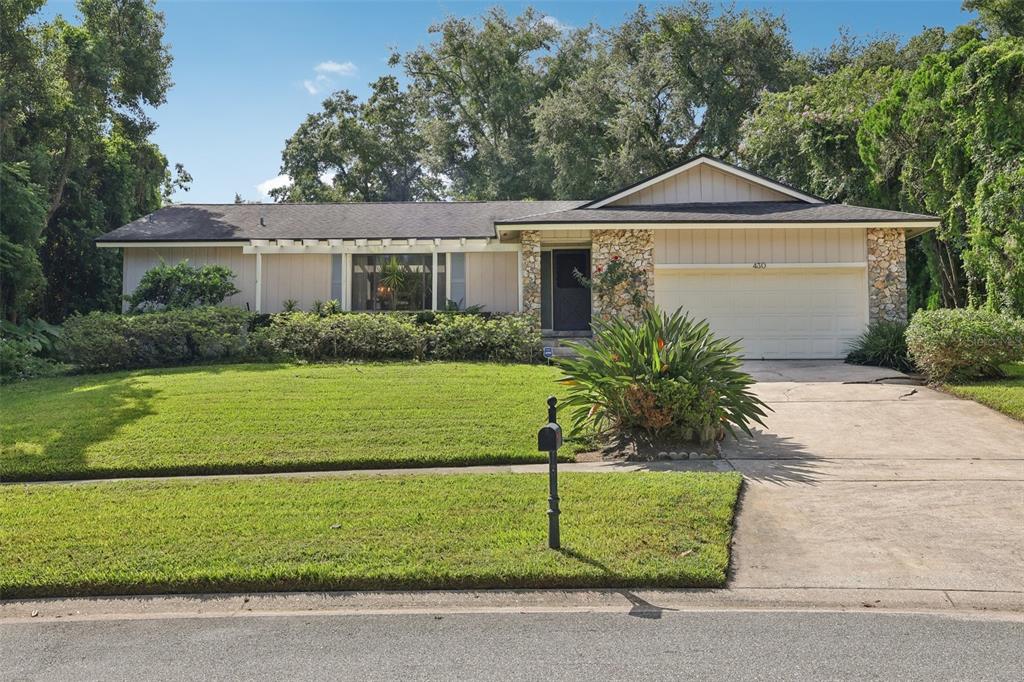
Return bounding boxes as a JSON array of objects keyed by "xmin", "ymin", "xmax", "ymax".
[{"xmin": 657, "ymin": 337, "xmax": 665, "ymax": 350}]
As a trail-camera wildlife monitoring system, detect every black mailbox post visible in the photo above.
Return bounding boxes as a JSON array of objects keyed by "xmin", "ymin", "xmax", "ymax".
[{"xmin": 537, "ymin": 395, "xmax": 563, "ymax": 549}]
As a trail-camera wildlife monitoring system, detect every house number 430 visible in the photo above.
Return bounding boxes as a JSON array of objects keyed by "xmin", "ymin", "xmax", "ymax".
[{"xmin": 752, "ymin": 262, "xmax": 767, "ymax": 269}]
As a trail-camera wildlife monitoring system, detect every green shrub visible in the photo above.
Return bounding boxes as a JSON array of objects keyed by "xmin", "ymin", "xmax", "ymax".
[
  {"xmin": 0, "ymin": 319, "xmax": 67, "ymax": 382},
  {"xmin": 906, "ymin": 308, "xmax": 1024, "ymax": 383},
  {"xmin": 423, "ymin": 313, "xmax": 540, "ymax": 362},
  {"xmin": 61, "ymin": 307, "xmax": 253, "ymax": 371},
  {"xmin": 555, "ymin": 308, "xmax": 768, "ymax": 446},
  {"xmin": 251, "ymin": 311, "xmax": 539, "ymax": 363},
  {"xmin": 846, "ymin": 321, "xmax": 915, "ymax": 372},
  {"xmin": 126, "ymin": 260, "xmax": 240, "ymax": 312},
  {"xmin": 0, "ymin": 337, "xmax": 65, "ymax": 383}
]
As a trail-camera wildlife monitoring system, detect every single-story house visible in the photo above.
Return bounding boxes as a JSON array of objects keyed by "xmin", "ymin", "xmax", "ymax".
[{"xmin": 97, "ymin": 156, "xmax": 939, "ymax": 359}]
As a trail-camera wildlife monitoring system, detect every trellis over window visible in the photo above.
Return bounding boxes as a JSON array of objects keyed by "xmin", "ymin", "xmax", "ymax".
[{"xmin": 242, "ymin": 238, "xmax": 506, "ymax": 313}]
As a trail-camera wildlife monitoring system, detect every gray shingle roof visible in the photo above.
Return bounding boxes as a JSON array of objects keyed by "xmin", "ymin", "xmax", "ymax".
[
  {"xmin": 98, "ymin": 199, "xmax": 938, "ymax": 243},
  {"xmin": 97, "ymin": 201, "xmax": 586, "ymax": 242},
  {"xmin": 497, "ymin": 202, "xmax": 939, "ymax": 225}
]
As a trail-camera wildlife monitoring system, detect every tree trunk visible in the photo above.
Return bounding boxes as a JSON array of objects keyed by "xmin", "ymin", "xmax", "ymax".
[{"xmin": 45, "ymin": 132, "xmax": 74, "ymax": 226}]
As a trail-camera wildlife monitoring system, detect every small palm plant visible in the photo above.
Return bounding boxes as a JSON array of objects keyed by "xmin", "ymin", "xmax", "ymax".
[{"xmin": 556, "ymin": 308, "xmax": 769, "ymax": 446}]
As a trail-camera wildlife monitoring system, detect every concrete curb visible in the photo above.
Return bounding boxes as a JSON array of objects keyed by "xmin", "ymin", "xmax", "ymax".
[{"xmin": 3, "ymin": 587, "xmax": 1022, "ymax": 624}]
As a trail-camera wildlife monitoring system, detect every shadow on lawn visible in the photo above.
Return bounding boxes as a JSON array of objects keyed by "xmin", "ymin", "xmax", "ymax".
[{"xmin": 1, "ymin": 376, "xmax": 159, "ymax": 480}]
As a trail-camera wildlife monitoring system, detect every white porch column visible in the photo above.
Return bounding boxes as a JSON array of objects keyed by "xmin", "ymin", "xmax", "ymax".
[
  {"xmin": 342, "ymin": 253, "xmax": 352, "ymax": 311},
  {"xmin": 431, "ymin": 251, "xmax": 439, "ymax": 310},
  {"xmin": 516, "ymin": 247, "xmax": 524, "ymax": 313},
  {"xmin": 254, "ymin": 251, "xmax": 262, "ymax": 314}
]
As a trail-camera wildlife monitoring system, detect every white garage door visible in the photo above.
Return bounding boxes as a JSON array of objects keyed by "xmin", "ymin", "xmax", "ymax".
[{"xmin": 654, "ymin": 267, "xmax": 868, "ymax": 360}]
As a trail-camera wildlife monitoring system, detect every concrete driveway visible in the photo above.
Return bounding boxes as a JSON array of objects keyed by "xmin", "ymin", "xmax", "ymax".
[{"xmin": 726, "ymin": 361, "xmax": 1024, "ymax": 596}]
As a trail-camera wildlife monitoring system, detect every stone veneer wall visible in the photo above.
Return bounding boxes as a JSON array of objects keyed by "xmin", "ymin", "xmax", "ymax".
[
  {"xmin": 590, "ymin": 229, "xmax": 655, "ymax": 325},
  {"xmin": 867, "ymin": 227, "xmax": 908, "ymax": 323},
  {"xmin": 519, "ymin": 230, "xmax": 542, "ymax": 324}
]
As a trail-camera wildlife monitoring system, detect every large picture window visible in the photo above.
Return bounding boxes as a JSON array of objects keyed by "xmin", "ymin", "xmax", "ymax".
[{"xmin": 351, "ymin": 254, "xmax": 444, "ymax": 312}]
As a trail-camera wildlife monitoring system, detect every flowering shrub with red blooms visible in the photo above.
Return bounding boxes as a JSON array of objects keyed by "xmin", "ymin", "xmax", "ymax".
[{"xmin": 555, "ymin": 308, "xmax": 769, "ymax": 446}]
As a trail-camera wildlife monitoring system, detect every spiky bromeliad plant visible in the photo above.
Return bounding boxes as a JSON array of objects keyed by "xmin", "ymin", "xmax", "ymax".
[{"xmin": 556, "ymin": 308, "xmax": 769, "ymax": 446}]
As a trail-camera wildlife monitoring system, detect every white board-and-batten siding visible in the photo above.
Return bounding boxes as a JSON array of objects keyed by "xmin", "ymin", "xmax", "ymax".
[
  {"xmin": 465, "ymin": 252, "xmax": 518, "ymax": 312},
  {"xmin": 610, "ymin": 165, "xmax": 795, "ymax": 206},
  {"xmin": 122, "ymin": 247, "xmax": 260, "ymax": 311},
  {"xmin": 122, "ymin": 246, "xmax": 518, "ymax": 314},
  {"xmin": 654, "ymin": 228, "xmax": 866, "ymax": 265},
  {"xmin": 122, "ymin": 247, "xmax": 332, "ymax": 314}
]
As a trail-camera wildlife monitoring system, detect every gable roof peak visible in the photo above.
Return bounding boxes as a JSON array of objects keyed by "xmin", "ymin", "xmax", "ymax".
[{"xmin": 582, "ymin": 155, "xmax": 826, "ymax": 209}]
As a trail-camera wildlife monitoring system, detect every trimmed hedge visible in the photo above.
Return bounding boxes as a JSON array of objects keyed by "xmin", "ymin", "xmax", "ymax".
[
  {"xmin": 906, "ymin": 308, "xmax": 1024, "ymax": 383},
  {"xmin": 252, "ymin": 311, "xmax": 541, "ymax": 363},
  {"xmin": 60, "ymin": 307, "xmax": 253, "ymax": 372},
  {"xmin": 59, "ymin": 308, "xmax": 542, "ymax": 372}
]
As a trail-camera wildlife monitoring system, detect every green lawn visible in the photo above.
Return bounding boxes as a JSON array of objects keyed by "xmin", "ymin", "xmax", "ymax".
[
  {"xmin": 1, "ymin": 363, "xmax": 583, "ymax": 482},
  {"xmin": 0, "ymin": 472, "xmax": 742, "ymax": 597},
  {"xmin": 946, "ymin": 363, "xmax": 1024, "ymax": 421}
]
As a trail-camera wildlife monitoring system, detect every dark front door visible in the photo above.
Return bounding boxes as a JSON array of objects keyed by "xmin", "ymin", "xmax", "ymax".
[{"xmin": 553, "ymin": 250, "xmax": 591, "ymax": 331}]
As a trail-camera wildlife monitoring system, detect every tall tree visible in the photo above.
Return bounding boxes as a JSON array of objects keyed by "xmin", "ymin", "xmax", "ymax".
[
  {"xmin": 859, "ymin": 27, "xmax": 1024, "ymax": 313},
  {"xmin": 401, "ymin": 7, "xmax": 568, "ymax": 200},
  {"xmin": 534, "ymin": 2, "xmax": 800, "ymax": 198},
  {"xmin": 0, "ymin": 0, "xmax": 178, "ymax": 321},
  {"xmin": 273, "ymin": 76, "xmax": 440, "ymax": 203},
  {"xmin": 738, "ymin": 30, "xmax": 951, "ymax": 312}
]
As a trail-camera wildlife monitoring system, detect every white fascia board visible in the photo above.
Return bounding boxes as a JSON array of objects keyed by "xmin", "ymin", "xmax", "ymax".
[
  {"xmin": 96, "ymin": 241, "xmax": 244, "ymax": 248},
  {"xmin": 494, "ymin": 221, "xmax": 941, "ymax": 231},
  {"xmin": 586, "ymin": 157, "xmax": 825, "ymax": 208},
  {"xmin": 243, "ymin": 239, "xmax": 518, "ymax": 254}
]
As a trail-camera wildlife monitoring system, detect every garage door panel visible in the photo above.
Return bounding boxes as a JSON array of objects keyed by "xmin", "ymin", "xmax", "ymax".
[{"xmin": 655, "ymin": 268, "xmax": 867, "ymax": 360}]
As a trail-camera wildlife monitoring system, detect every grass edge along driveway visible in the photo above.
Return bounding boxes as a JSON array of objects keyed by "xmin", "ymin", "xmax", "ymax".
[
  {"xmin": 0, "ymin": 472, "xmax": 742, "ymax": 598},
  {"xmin": 1, "ymin": 362, "xmax": 585, "ymax": 482},
  {"xmin": 946, "ymin": 362, "xmax": 1024, "ymax": 422}
]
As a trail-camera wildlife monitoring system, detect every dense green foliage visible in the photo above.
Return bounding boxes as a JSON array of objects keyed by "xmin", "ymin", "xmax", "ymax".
[
  {"xmin": 0, "ymin": 0, "xmax": 184, "ymax": 323},
  {"xmin": 253, "ymin": 311, "xmax": 541, "ymax": 363},
  {"xmin": 55, "ymin": 307, "xmax": 541, "ymax": 372},
  {"xmin": 60, "ymin": 307, "xmax": 252, "ymax": 371},
  {"xmin": 0, "ymin": 317, "xmax": 65, "ymax": 382},
  {"xmin": 742, "ymin": 4, "xmax": 1024, "ymax": 316},
  {"xmin": 556, "ymin": 309, "xmax": 768, "ymax": 446},
  {"xmin": 0, "ymin": 363, "xmax": 580, "ymax": 481},
  {"xmin": 276, "ymin": 2, "xmax": 802, "ymax": 201},
  {"xmin": 845, "ymin": 321, "xmax": 915, "ymax": 373},
  {"xmin": 125, "ymin": 260, "xmax": 240, "ymax": 312},
  {"xmin": 0, "ymin": 472, "xmax": 741, "ymax": 596},
  {"xmin": 906, "ymin": 308, "xmax": 1024, "ymax": 382},
  {"xmin": 271, "ymin": 76, "xmax": 441, "ymax": 202}
]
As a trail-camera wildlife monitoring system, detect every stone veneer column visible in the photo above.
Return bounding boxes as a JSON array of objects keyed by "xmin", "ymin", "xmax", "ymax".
[
  {"xmin": 519, "ymin": 230, "xmax": 542, "ymax": 324},
  {"xmin": 590, "ymin": 229, "xmax": 655, "ymax": 325},
  {"xmin": 867, "ymin": 227, "xmax": 908, "ymax": 323}
]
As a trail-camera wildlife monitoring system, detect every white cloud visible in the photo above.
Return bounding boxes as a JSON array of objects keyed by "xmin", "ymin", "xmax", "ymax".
[
  {"xmin": 255, "ymin": 171, "xmax": 335, "ymax": 199},
  {"xmin": 301, "ymin": 60, "xmax": 358, "ymax": 95},
  {"xmin": 315, "ymin": 60, "xmax": 357, "ymax": 76},
  {"xmin": 256, "ymin": 174, "xmax": 292, "ymax": 198},
  {"xmin": 541, "ymin": 15, "xmax": 572, "ymax": 33}
]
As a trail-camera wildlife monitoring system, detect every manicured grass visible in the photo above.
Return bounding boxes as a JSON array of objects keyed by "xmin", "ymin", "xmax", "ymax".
[
  {"xmin": 946, "ymin": 363, "xmax": 1024, "ymax": 421},
  {"xmin": 0, "ymin": 472, "xmax": 742, "ymax": 597},
  {"xmin": 1, "ymin": 363, "xmax": 583, "ymax": 482}
]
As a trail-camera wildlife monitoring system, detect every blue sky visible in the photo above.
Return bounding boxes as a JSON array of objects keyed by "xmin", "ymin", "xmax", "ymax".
[{"xmin": 41, "ymin": 1, "xmax": 976, "ymax": 203}]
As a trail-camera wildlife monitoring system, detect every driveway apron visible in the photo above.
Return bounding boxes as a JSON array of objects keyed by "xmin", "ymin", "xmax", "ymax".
[{"xmin": 727, "ymin": 361, "xmax": 1024, "ymax": 593}]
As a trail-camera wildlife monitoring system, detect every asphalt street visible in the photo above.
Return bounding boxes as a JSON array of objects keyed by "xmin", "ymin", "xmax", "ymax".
[{"xmin": 3, "ymin": 609, "xmax": 1021, "ymax": 681}]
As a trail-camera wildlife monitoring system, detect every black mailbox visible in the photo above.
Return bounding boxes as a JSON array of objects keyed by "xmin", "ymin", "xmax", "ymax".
[{"xmin": 537, "ymin": 422, "xmax": 562, "ymax": 452}]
